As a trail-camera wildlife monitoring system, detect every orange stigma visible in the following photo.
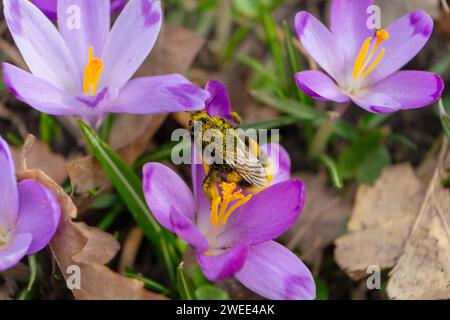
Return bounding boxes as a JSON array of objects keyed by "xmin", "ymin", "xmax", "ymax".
[
  {"xmin": 83, "ymin": 47, "xmax": 104, "ymax": 95},
  {"xmin": 353, "ymin": 29, "xmax": 390, "ymax": 80}
]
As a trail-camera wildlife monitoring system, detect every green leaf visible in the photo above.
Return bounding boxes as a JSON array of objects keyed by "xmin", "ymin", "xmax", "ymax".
[
  {"xmin": 97, "ymin": 203, "xmax": 123, "ymax": 231},
  {"xmin": 6, "ymin": 133, "xmax": 23, "ymax": 147},
  {"xmin": 259, "ymin": 2, "xmax": 287, "ymax": 89},
  {"xmin": 177, "ymin": 262, "xmax": 196, "ymax": 300},
  {"xmin": 238, "ymin": 55, "xmax": 278, "ymax": 84},
  {"xmin": 39, "ymin": 114, "xmax": 56, "ymax": 145},
  {"xmin": 195, "ymin": 285, "xmax": 229, "ymax": 300},
  {"xmin": 356, "ymin": 144, "xmax": 391, "ymax": 184},
  {"xmin": 99, "ymin": 114, "xmax": 114, "ymax": 141},
  {"xmin": 358, "ymin": 113, "xmax": 389, "ymax": 131},
  {"xmin": 282, "ymin": 20, "xmax": 310, "ymax": 104},
  {"xmin": 124, "ymin": 267, "xmax": 170, "ymax": 295},
  {"xmin": 90, "ymin": 193, "xmax": 120, "ymax": 209},
  {"xmin": 242, "ymin": 115, "xmax": 298, "ymax": 130},
  {"xmin": 79, "ymin": 120, "xmax": 178, "ymax": 285},
  {"xmin": 317, "ymin": 154, "xmax": 343, "ymax": 189},
  {"xmin": 221, "ymin": 26, "xmax": 250, "ymax": 62},
  {"xmin": 250, "ymin": 90, "xmax": 325, "ymax": 121},
  {"xmin": 191, "ymin": 266, "xmax": 209, "ymax": 288},
  {"xmin": 27, "ymin": 255, "xmax": 38, "ymax": 291},
  {"xmin": 430, "ymin": 52, "xmax": 450, "ymax": 76},
  {"xmin": 388, "ymin": 133, "xmax": 418, "ymax": 150},
  {"xmin": 338, "ymin": 132, "xmax": 391, "ymax": 184},
  {"xmin": 231, "ymin": 0, "xmax": 281, "ymax": 19},
  {"xmin": 314, "ymin": 277, "xmax": 329, "ymax": 300}
]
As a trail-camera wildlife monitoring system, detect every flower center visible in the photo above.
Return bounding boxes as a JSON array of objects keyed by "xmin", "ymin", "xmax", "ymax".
[
  {"xmin": 83, "ymin": 47, "xmax": 104, "ymax": 95},
  {"xmin": 352, "ymin": 29, "xmax": 390, "ymax": 81},
  {"xmin": 0, "ymin": 226, "xmax": 9, "ymax": 247},
  {"xmin": 210, "ymin": 182, "xmax": 252, "ymax": 227}
]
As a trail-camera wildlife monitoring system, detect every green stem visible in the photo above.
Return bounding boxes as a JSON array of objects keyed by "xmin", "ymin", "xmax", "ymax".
[{"xmin": 308, "ymin": 103, "xmax": 349, "ymax": 160}]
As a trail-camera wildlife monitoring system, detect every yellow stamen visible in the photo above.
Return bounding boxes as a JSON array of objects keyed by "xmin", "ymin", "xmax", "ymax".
[
  {"xmin": 83, "ymin": 47, "xmax": 104, "ymax": 95},
  {"xmin": 209, "ymin": 182, "xmax": 253, "ymax": 227},
  {"xmin": 352, "ymin": 29, "xmax": 390, "ymax": 80},
  {"xmin": 361, "ymin": 48, "xmax": 385, "ymax": 79},
  {"xmin": 0, "ymin": 227, "xmax": 8, "ymax": 247},
  {"xmin": 353, "ymin": 37, "xmax": 372, "ymax": 79}
]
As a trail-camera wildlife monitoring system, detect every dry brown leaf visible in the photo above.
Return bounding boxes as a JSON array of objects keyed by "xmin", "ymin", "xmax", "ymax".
[
  {"xmin": 286, "ymin": 173, "xmax": 352, "ymax": 270},
  {"xmin": 0, "ymin": 276, "xmax": 18, "ymax": 300},
  {"xmin": 334, "ymin": 164, "xmax": 424, "ymax": 280},
  {"xmin": 11, "ymin": 140, "xmax": 67, "ymax": 185},
  {"xmin": 334, "ymin": 140, "xmax": 450, "ymax": 299},
  {"xmin": 17, "ymin": 135, "xmax": 166, "ymax": 300},
  {"xmin": 119, "ymin": 226, "xmax": 144, "ymax": 274},
  {"xmin": 67, "ymin": 26, "xmax": 205, "ymax": 194},
  {"xmin": 387, "ymin": 142, "xmax": 450, "ymax": 299}
]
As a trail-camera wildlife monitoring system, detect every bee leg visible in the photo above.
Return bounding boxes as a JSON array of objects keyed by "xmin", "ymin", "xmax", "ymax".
[
  {"xmin": 202, "ymin": 170, "xmax": 220, "ymax": 201},
  {"xmin": 230, "ymin": 112, "xmax": 242, "ymax": 125},
  {"xmin": 226, "ymin": 171, "xmax": 242, "ymax": 184}
]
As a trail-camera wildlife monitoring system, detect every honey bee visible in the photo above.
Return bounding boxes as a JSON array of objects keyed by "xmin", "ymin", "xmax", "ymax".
[{"xmin": 190, "ymin": 110, "xmax": 273, "ymax": 200}]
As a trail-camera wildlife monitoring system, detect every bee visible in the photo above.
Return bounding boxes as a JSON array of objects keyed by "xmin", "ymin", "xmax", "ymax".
[{"xmin": 190, "ymin": 110, "xmax": 273, "ymax": 200}]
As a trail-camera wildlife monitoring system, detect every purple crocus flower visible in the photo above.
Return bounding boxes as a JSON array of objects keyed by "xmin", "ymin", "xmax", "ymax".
[
  {"xmin": 142, "ymin": 81, "xmax": 315, "ymax": 300},
  {"xmin": 2, "ymin": 0, "xmax": 209, "ymax": 128},
  {"xmin": 0, "ymin": 135, "xmax": 61, "ymax": 271},
  {"xmin": 31, "ymin": 0, "xmax": 127, "ymax": 19},
  {"xmin": 295, "ymin": 0, "xmax": 444, "ymax": 113}
]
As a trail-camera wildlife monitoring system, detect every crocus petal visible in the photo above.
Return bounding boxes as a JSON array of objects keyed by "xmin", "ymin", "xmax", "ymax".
[
  {"xmin": 365, "ymin": 11, "xmax": 434, "ymax": 86},
  {"xmin": 2, "ymin": 63, "xmax": 83, "ymax": 116},
  {"xmin": 0, "ymin": 135, "xmax": 18, "ymax": 228},
  {"xmin": 204, "ymin": 81, "xmax": 233, "ymax": 120},
  {"xmin": 217, "ymin": 180, "xmax": 306, "ymax": 247},
  {"xmin": 109, "ymin": 75, "xmax": 208, "ymax": 114},
  {"xmin": 191, "ymin": 157, "xmax": 211, "ymax": 235},
  {"xmin": 354, "ymin": 71, "xmax": 444, "ymax": 113},
  {"xmin": 57, "ymin": 0, "xmax": 110, "ymax": 73},
  {"xmin": 167, "ymin": 206, "xmax": 209, "ymax": 251},
  {"xmin": 142, "ymin": 163, "xmax": 196, "ymax": 225},
  {"xmin": 3, "ymin": 0, "xmax": 80, "ymax": 93},
  {"xmin": 295, "ymin": 11, "xmax": 344, "ymax": 82},
  {"xmin": 295, "ymin": 70, "xmax": 350, "ymax": 103},
  {"xmin": 14, "ymin": 180, "xmax": 61, "ymax": 255},
  {"xmin": 350, "ymin": 92, "xmax": 401, "ymax": 114},
  {"xmin": 330, "ymin": 0, "xmax": 373, "ymax": 68},
  {"xmin": 196, "ymin": 243, "xmax": 249, "ymax": 281},
  {"xmin": 0, "ymin": 233, "xmax": 32, "ymax": 272},
  {"xmin": 259, "ymin": 143, "xmax": 291, "ymax": 185},
  {"xmin": 111, "ymin": 0, "xmax": 127, "ymax": 12},
  {"xmin": 34, "ymin": 0, "xmax": 125, "ymax": 19},
  {"xmin": 31, "ymin": 0, "xmax": 56, "ymax": 19},
  {"xmin": 235, "ymin": 241, "xmax": 316, "ymax": 300},
  {"xmin": 143, "ymin": 163, "xmax": 208, "ymax": 249},
  {"xmin": 100, "ymin": 0, "xmax": 162, "ymax": 92}
]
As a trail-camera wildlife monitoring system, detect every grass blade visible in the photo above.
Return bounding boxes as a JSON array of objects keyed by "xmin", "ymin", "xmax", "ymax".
[
  {"xmin": 259, "ymin": 2, "xmax": 287, "ymax": 89},
  {"xmin": 282, "ymin": 20, "xmax": 311, "ymax": 104},
  {"xmin": 177, "ymin": 262, "xmax": 196, "ymax": 300},
  {"xmin": 27, "ymin": 254, "xmax": 37, "ymax": 291},
  {"xmin": 250, "ymin": 89, "xmax": 325, "ymax": 121},
  {"xmin": 124, "ymin": 267, "xmax": 170, "ymax": 295},
  {"xmin": 317, "ymin": 154, "xmax": 343, "ymax": 189}
]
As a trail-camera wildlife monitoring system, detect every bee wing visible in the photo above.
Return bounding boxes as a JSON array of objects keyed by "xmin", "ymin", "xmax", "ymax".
[{"xmin": 225, "ymin": 134, "xmax": 268, "ymax": 187}]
